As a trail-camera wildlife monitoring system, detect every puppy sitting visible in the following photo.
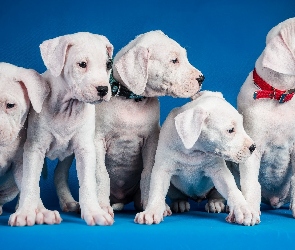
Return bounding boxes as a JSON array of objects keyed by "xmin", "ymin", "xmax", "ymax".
[
  {"xmin": 235, "ymin": 18, "xmax": 295, "ymax": 218},
  {"xmin": 54, "ymin": 30, "xmax": 204, "ymax": 213},
  {"xmin": 0, "ymin": 63, "xmax": 49, "ymax": 217},
  {"xmin": 9, "ymin": 32, "xmax": 114, "ymax": 226},
  {"xmin": 135, "ymin": 91, "xmax": 259, "ymax": 226}
]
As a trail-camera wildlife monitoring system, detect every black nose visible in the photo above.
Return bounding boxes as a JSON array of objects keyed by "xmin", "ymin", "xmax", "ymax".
[
  {"xmin": 249, "ymin": 144, "xmax": 256, "ymax": 154},
  {"xmin": 96, "ymin": 86, "xmax": 108, "ymax": 97},
  {"xmin": 196, "ymin": 75, "xmax": 205, "ymax": 86}
]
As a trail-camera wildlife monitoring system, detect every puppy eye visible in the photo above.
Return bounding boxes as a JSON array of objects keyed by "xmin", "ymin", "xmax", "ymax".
[
  {"xmin": 78, "ymin": 61, "xmax": 87, "ymax": 68},
  {"xmin": 228, "ymin": 127, "xmax": 235, "ymax": 133},
  {"xmin": 106, "ymin": 58, "xmax": 113, "ymax": 70},
  {"xmin": 171, "ymin": 58, "xmax": 179, "ymax": 64},
  {"xmin": 6, "ymin": 103, "xmax": 15, "ymax": 109}
]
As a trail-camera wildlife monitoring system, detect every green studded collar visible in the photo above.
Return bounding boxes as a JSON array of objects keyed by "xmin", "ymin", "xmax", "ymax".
[{"xmin": 109, "ymin": 71, "xmax": 146, "ymax": 102}]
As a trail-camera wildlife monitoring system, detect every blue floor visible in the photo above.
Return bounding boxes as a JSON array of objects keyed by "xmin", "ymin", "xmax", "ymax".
[
  {"xmin": 1, "ymin": 203, "xmax": 295, "ymax": 250},
  {"xmin": 1, "ymin": 0, "xmax": 295, "ymax": 249}
]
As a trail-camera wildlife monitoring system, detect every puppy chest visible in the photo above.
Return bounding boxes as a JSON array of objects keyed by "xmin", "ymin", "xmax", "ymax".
[
  {"xmin": 46, "ymin": 138, "xmax": 74, "ymax": 161},
  {"xmin": 105, "ymin": 136, "xmax": 144, "ymax": 169},
  {"xmin": 259, "ymin": 149, "xmax": 293, "ymax": 190}
]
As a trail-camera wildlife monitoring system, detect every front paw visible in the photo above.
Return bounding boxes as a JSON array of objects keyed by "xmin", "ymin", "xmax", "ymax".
[
  {"xmin": 226, "ymin": 205, "xmax": 260, "ymax": 226},
  {"xmin": 101, "ymin": 204, "xmax": 114, "ymax": 218},
  {"xmin": 60, "ymin": 201, "xmax": 80, "ymax": 213},
  {"xmin": 112, "ymin": 203, "xmax": 124, "ymax": 211},
  {"xmin": 35, "ymin": 207, "xmax": 62, "ymax": 225},
  {"xmin": 81, "ymin": 207, "xmax": 114, "ymax": 226},
  {"xmin": 163, "ymin": 203, "xmax": 172, "ymax": 216},
  {"xmin": 171, "ymin": 200, "xmax": 190, "ymax": 213},
  {"xmin": 134, "ymin": 209, "xmax": 164, "ymax": 225},
  {"xmin": 205, "ymin": 199, "xmax": 226, "ymax": 213},
  {"xmin": 9, "ymin": 207, "xmax": 62, "ymax": 226},
  {"xmin": 9, "ymin": 208, "xmax": 37, "ymax": 226}
]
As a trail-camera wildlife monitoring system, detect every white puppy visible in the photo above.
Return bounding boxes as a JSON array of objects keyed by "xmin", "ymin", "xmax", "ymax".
[
  {"xmin": 135, "ymin": 91, "xmax": 259, "ymax": 226},
  {"xmin": 236, "ymin": 18, "xmax": 295, "ymax": 217},
  {"xmin": 54, "ymin": 30, "xmax": 204, "ymax": 213},
  {"xmin": 0, "ymin": 63, "xmax": 48, "ymax": 216},
  {"xmin": 9, "ymin": 32, "xmax": 115, "ymax": 226}
]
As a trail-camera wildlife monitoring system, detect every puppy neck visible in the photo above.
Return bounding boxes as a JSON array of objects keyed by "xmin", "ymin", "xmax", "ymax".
[{"xmin": 110, "ymin": 72, "xmax": 146, "ymax": 102}]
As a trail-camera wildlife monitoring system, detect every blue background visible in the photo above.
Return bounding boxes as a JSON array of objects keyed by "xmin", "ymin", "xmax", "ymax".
[{"xmin": 1, "ymin": 0, "xmax": 295, "ymax": 249}]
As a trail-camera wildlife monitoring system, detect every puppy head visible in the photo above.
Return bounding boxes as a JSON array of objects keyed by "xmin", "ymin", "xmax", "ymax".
[
  {"xmin": 0, "ymin": 63, "xmax": 49, "ymax": 146},
  {"xmin": 175, "ymin": 94, "xmax": 255, "ymax": 163},
  {"xmin": 113, "ymin": 30, "xmax": 203, "ymax": 98},
  {"xmin": 40, "ymin": 32, "xmax": 114, "ymax": 103},
  {"xmin": 262, "ymin": 17, "xmax": 295, "ymax": 75}
]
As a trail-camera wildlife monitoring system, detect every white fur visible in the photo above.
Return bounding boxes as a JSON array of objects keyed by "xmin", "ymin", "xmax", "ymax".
[
  {"xmin": 236, "ymin": 18, "xmax": 295, "ymax": 217},
  {"xmin": 54, "ymin": 30, "xmax": 203, "ymax": 214},
  {"xmin": 0, "ymin": 63, "xmax": 50, "ymax": 217},
  {"xmin": 135, "ymin": 91, "xmax": 259, "ymax": 226},
  {"xmin": 8, "ymin": 32, "xmax": 115, "ymax": 226}
]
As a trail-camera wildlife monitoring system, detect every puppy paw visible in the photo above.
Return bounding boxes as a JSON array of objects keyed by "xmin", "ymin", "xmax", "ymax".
[
  {"xmin": 134, "ymin": 210, "xmax": 164, "ymax": 225},
  {"xmin": 163, "ymin": 203, "xmax": 172, "ymax": 216},
  {"xmin": 35, "ymin": 208, "xmax": 62, "ymax": 225},
  {"xmin": 81, "ymin": 207, "xmax": 114, "ymax": 226},
  {"xmin": 61, "ymin": 201, "xmax": 80, "ymax": 213},
  {"xmin": 226, "ymin": 205, "xmax": 260, "ymax": 226},
  {"xmin": 205, "ymin": 199, "xmax": 226, "ymax": 213},
  {"xmin": 9, "ymin": 208, "xmax": 37, "ymax": 226},
  {"xmin": 112, "ymin": 203, "xmax": 124, "ymax": 211},
  {"xmin": 171, "ymin": 200, "xmax": 190, "ymax": 213},
  {"xmin": 101, "ymin": 205, "xmax": 114, "ymax": 218}
]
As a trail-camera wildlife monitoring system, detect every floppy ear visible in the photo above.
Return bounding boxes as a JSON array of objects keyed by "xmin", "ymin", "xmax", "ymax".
[
  {"xmin": 262, "ymin": 24, "xmax": 295, "ymax": 75},
  {"xmin": 16, "ymin": 68, "xmax": 49, "ymax": 113},
  {"xmin": 175, "ymin": 107, "xmax": 208, "ymax": 149},
  {"xmin": 98, "ymin": 35, "xmax": 114, "ymax": 58},
  {"xmin": 40, "ymin": 36, "xmax": 71, "ymax": 77},
  {"xmin": 114, "ymin": 45, "xmax": 149, "ymax": 95}
]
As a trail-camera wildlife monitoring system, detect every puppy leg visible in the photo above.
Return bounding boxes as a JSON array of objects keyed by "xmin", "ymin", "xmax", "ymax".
[
  {"xmin": 9, "ymin": 144, "xmax": 62, "ymax": 226},
  {"xmin": 0, "ymin": 172, "xmax": 19, "ymax": 211},
  {"xmin": 74, "ymin": 136, "xmax": 113, "ymax": 226},
  {"xmin": 140, "ymin": 126, "xmax": 172, "ymax": 216},
  {"xmin": 289, "ymin": 153, "xmax": 295, "ymax": 217},
  {"xmin": 205, "ymin": 188, "xmax": 226, "ymax": 213},
  {"xmin": 54, "ymin": 154, "xmax": 80, "ymax": 213},
  {"xmin": 208, "ymin": 160, "xmax": 260, "ymax": 226},
  {"xmin": 141, "ymin": 126, "xmax": 160, "ymax": 210},
  {"xmin": 95, "ymin": 137, "xmax": 113, "ymax": 218},
  {"xmin": 135, "ymin": 164, "xmax": 173, "ymax": 225},
  {"xmin": 239, "ymin": 151, "xmax": 261, "ymax": 216},
  {"xmin": 168, "ymin": 183, "xmax": 189, "ymax": 213}
]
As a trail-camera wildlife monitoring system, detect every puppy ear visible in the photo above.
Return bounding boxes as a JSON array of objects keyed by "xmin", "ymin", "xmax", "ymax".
[
  {"xmin": 262, "ymin": 23, "xmax": 295, "ymax": 75},
  {"xmin": 16, "ymin": 68, "xmax": 49, "ymax": 113},
  {"xmin": 175, "ymin": 107, "xmax": 208, "ymax": 149},
  {"xmin": 114, "ymin": 46, "xmax": 149, "ymax": 95},
  {"xmin": 40, "ymin": 36, "xmax": 71, "ymax": 77},
  {"xmin": 98, "ymin": 35, "xmax": 114, "ymax": 58}
]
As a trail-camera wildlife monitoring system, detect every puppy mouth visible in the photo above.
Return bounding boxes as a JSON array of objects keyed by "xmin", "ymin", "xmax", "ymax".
[
  {"xmin": 211, "ymin": 150, "xmax": 248, "ymax": 164},
  {"xmin": 90, "ymin": 99, "xmax": 104, "ymax": 104}
]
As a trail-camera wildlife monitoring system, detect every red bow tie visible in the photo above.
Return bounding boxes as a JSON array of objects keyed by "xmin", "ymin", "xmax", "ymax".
[{"xmin": 253, "ymin": 68, "xmax": 295, "ymax": 103}]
